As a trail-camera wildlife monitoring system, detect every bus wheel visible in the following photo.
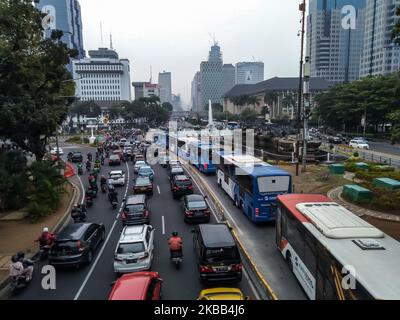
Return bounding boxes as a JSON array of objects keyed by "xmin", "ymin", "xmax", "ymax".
[
  {"xmin": 218, "ymin": 180, "xmax": 221, "ymax": 188},
  {"xmin": 234, "ymin": 197, "xmax": 239, "ymax": 208},
  {"xmin": 286, "ymin": 252, "xmax": 293, "ymax": 273}
]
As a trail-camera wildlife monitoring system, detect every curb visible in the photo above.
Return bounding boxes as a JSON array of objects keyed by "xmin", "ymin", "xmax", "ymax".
[
  {"xmin": 0, "ymin": 179, "xmax": 80, "ymax": 295},
  {"xmin": 182, "ymin": 161, "xmax": 278, "ymax": 300}
]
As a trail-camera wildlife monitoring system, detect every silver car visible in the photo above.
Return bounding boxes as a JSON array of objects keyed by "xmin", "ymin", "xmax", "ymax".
[
  {"xmin": 114, "ymin": 225, "xmax": 155, "ymax": 274},
  {"xmin": 134, "ymin": 161, "xmax": 147, "ymax": 174}
]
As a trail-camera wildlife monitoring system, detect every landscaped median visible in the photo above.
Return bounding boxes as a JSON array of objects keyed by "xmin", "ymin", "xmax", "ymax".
[{"xmin": 0, "ymin": 179, "xmax": 79, "ymax": 294}]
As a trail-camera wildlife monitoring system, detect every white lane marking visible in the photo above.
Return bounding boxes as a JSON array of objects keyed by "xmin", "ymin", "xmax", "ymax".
[
  {"xmin": 74, "ymin": 161, "xmax": 130, "ymax": 300},
  {"xmin": 162, "ymin": 216, "xmax": 165, "ymax": 235},
  {"xmin": 243, "ymin": 265, "xmax": 261, "ymax": 300},
  {"xmin": 157, "ymin": 185, "xmax": 161, "ymax": 194},
  {"xmin": 76, "ymin": 175, "xmax": 85, "ymax": 205}
]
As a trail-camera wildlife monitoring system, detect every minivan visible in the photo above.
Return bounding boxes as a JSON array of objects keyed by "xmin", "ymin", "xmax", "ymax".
[
  {"xmin": 192, "ymin": 224, "xmax": 242, "ymax": 283},
  {"xmin": 121, "ymin": 194, "xmax": 150, "ymax": 225}
]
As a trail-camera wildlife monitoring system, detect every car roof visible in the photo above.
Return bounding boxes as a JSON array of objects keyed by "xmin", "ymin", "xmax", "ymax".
[
  {"xmin": 110, "ymin": 154, "xmax": 120, "ymax": 158},
  {"xmin": 109, "ymin": 272, "xmax": 158, "ymax": 300},
  {"xmin": 186, "ymin": 194, "xmax": 204, "ymax": 202},
  {"xmin": 171, "ymin": 167, "xmax": 184, "ymax": 172},
  {"xmin": 198, "ymin": 224, "xmax": 236, "ymax": 248},
  {"xmin": 110, "ymin": 170, "xmax": 123, "ymax": 175},
  {"xmin": 139, "ymin": 166, "xmax": 152, "ymax": 170},
  {"xmin": 126, "ymin": 194, "xmax": 146, "ymax": 204},
  {"xmin": 56, "ymin": 223, "xmax": 93, "ymax": 241},
  {"xmin": 119, "ymin": 225, "xmax": 147, "ymax": 243}
]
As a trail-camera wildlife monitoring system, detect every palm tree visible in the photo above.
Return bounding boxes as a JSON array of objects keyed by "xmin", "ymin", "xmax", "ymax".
[
  {"xmin": 264, "ymin": 91, "xmax": 279, "ymax": 118},
  {"xmin": 282, "ymin": 93, "xmax": 296, "ymax": 119}
]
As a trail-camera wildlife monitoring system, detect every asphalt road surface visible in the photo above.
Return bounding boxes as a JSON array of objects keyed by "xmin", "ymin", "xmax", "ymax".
[{"xmin": 11, "ymin": 144, "xmax": 256, "ymax": 300}]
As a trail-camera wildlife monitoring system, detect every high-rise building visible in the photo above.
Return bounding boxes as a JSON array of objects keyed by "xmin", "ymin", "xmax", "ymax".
[
  {"xmin": 191, "ymin": 72, "xmax": 202, "ymax": 112},
  {"xmin": 72, "ymin": 48, "xmax": 132, "ymax": 102},
  {"xmin": 235, "ymin": 62, "xmax": 264, "ymax": 84},
  {"xmin": 222, "ymin": 64, "xmax": 236, "ymax": 95},
  {"xmin": 36, "ymin": 0, "xmax": 85, "ymax": 62},
  {"xmin": 199, "ymin": 43, "xmax": 224, "ymax": 108},
  {"xmin": 359, "ymin": 0, "xmax": 400, "ymax": 77},
  {"xmin": 158, "ymin": 71, "xmax": 172, "ymax": 103},
  {"xmin": 132, "ymin": 82, "xmax": 160, "ymax": 99},
  {"xmin": 307, "ymin": 0, "xmax": 366, "ymax": 83}
]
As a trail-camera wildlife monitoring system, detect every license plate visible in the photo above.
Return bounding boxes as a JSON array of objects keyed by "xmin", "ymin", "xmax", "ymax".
[
  {"xmin": 141, "ymin": 187, "xmax": 146, "ymax": 191},
  {"xmin": 213, "ymin": 266, "xmax": 228, "ymax": 273},
  {"xmin": 126, "ymin": 259, "xmax": 137, "ymax": 264}
]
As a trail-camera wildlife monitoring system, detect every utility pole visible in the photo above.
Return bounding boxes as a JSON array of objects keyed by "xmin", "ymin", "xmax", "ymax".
[
  {"xmin": 302, "ymin": 56, "xmax": 311, "ymax": 171},
  {"xmin": 296, "ymin": 0, "xmax": 306, "ymax": 176}
]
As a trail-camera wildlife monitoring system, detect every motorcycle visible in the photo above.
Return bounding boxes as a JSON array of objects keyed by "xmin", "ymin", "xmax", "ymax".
[
  {"xmin": 10, "ymin": 275, "xmax": 31, "ymax": 294},
  {"xmin": 171, "ymin": 250, "xmax": 183, "ymax": 270},
  {"xmin": 101, "ymin": 183, "xmax": 107, "ymax": 193},
  {"xmin": 112, "ymin": 200, "xmax": 118, "ymax": 210},
  {"xmin": 85, "ymin": 196, "xmax": 94, "ymax": 208},
  {"xmin": 77, "ymin": 166, "xmax": 83, "ymax": 175},
  {"xmin": 72, "ymin": 211, "xmax": 87, "ymax": 223},
  {"xmin": 38, "ymin": 245, "xmax": 51, "ymax": 261}
]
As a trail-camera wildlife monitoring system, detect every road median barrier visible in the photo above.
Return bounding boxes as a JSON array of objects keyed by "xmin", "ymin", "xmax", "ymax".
[{"xmin": 181, "ymin": 161, "xmax": 278, "ymax": 300}]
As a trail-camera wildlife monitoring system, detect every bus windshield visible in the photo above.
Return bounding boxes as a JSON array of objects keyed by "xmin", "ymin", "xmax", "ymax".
[{"xmin": 257, "ymin": 176, "xmax": 290, "ymax": 194}]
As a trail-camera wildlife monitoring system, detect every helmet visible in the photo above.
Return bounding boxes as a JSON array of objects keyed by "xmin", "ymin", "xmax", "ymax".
[
  {"xmin": 11, "ymin": 255, "xmax": 19, "ymax": 263},
  {"xmin": 17, "ymin": 251, "xmax": 25, "ymax": 260},
  {"xmin": 172, "ymin": 231, "xmax": 178, "ymax": 237},
  {"xmin": 43, "ymin": 227, "xmax": 49, "ymax": 233}
]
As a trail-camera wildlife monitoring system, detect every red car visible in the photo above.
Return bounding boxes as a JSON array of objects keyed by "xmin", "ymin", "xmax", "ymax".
[
  {"xmin": 113, "ymin": 149, "xmax": 124, "ymax": 160},
  {"xmin": 108, "ymin": 272, "xmax": 163, "ymax": 300}
]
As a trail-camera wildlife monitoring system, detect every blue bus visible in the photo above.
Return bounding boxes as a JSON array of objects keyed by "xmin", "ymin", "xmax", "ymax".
[
  {"xmin": 188, "ymin": 141, "xmax": 219, "ymax": 174},
  {"xmin": 216, "ymin": 152, "xmax": 292, "ymax": 223}
]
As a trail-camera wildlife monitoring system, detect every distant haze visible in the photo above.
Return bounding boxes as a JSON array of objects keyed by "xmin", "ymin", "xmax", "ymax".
[{"xmin": 80, "ymin": 0, "xmax": 301, "ymax": 107}]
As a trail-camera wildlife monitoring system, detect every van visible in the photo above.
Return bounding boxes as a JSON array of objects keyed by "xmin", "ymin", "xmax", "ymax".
[{"xmin": 192, "ymin": 224, "xmax": 242, "ymax": 283}]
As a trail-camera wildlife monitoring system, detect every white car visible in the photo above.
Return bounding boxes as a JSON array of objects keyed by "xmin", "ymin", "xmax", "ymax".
[
  {"xmin": 50, "ymin": 147, "xmax": 63, "ymax": 155},
  {"xmin": 134, "ymin": 161, "xmax": 147, "ymax": 174},
  {"xmin": 349, "ymin": 140, "xmax": 370, "ymax": 150},
  {"xmin": 108, "ymin": 170, "xmax": 126, "ymax": 186},
  {"xmin": 114, "ymin": 225, "xmax": 155, "ymax": 274}
]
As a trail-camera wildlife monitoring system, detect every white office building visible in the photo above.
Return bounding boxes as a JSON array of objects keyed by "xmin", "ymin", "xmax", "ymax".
[
  {"xmin": 72, "ymin": 48, "xmax": 132, "ymax": 102},
  {"xmin": 359, "ymin": 0, "xmax": 400, "ymax": 77},
  {"xmin": 235, "ymin": 62, "xmax": 264, "ymax": 84}
]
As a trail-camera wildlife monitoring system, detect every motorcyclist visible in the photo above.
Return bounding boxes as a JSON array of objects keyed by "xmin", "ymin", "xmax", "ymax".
[
  {"xmin": 35, "ymin": 227, "xmax": 55, "ymax": 248},
  {"xmin": 87, "ymin": 152, "xmax": 92, "ymax": 161},
  {"xmin": 86, "ymin": 159, "xmax": 91, "ymax": 171},
  {"xmin": 168, "ymin": 232, "xmax": 183, "ymax": 258},
  {"xmin": 71, "ymin": 204, "xmax": 87, "ymax": 222},
  {"xmin": 77, "ymin": 162, "xmax": 83, "ymax": 173},
  {"xmin": 100, "ymin": 154, "xmax": 105, "ymax": 165},
  {"xmin": 108, "ymin": 186, "xmax": 118, "ymax": 204},
  {"xmin": 9, "ymin": 255, "xmax": 33, "ymax": 282},
  {"xmin": 67, "ymin": 152, "xmax": 73, "ymax": 162},
  {"xmin": 88, "ymin": 173, "xmax": 96, "ymax": 186}
]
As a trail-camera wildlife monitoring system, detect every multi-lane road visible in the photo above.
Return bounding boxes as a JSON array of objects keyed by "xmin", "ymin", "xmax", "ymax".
[{"xmin": 11, "ymin": 143, "xmax": 256, "ymax": 300}]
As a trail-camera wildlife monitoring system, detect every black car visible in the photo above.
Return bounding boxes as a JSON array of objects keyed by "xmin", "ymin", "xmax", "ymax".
[
  {"xmin": 182, "ymin": 194, "xmax": 210, "ymax": 223},
  {"xmin": 171, "ymin": 175, "xmax": 193, "ymax": 199},
  {"xmin": 109, "ymin": 154, "xmax": 121, "ymax": 166},
  {"xmin": 71, "ymin": 151, "xmax": 83, "ymax": 163},
  {"xmin": 121, "ymin": 194, "xmax": 150, "ymax": 226},
  {"xmin": 192, "ymin": 224, "xmax": 242, "ymax": 283},
  {"xmin": 133, "ymin": 177, "xmax": 154, "ymax": 196},
  {"xmin": 49, "ymin": 223, "xmax": 105, "ymax": 268}
]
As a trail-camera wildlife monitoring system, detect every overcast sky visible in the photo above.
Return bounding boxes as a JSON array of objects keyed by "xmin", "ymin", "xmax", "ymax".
[{"xmin": 79, "ymin": 0, "xmax": 302, "ymax": 107}]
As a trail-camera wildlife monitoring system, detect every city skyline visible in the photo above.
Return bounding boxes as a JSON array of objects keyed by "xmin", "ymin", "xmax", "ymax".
[{"xmin": 77, "ymin": 0, "xmax": 302, "ymax": 107}]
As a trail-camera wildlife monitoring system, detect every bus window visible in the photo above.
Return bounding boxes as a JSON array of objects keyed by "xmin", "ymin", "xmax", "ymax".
[
  {"xmin": 236, "ymin": 174, "xmax": 253, "ymax": 197},
  {"xmin": 257, "ymin": 176, "xmax": 290, "ymax": 194}
]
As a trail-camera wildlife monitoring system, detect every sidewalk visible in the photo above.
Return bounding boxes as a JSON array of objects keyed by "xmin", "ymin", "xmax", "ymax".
[{"xmin": 0, "ymin": 176, "xmax": 82, "ymax": 291}]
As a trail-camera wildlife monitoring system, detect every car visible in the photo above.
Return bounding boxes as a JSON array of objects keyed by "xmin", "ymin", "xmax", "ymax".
[
  {"xmin": 121, "ymin": 194, "xmax": 150, "ymax": 226},
  {"xmin": 134, "ymin": 154, "xmax": 145, "ymax": 163},
  {"xmin": 182, "ymin": 194, "xmax": 210, "ymax": 223},
  {"xmin": 167, "ymin": 160, "xmax": 181, "ymax": 171},
  {"xmin": 108, "ymin": 272, "xmax": 163, "ymax": 300},
  {"xmin": 328, "ymin": 136, "xmax": 342, "ymax": 144},
  {"xmin": 192, "ymin": 224, "xmax": 242, "ymax": 283},
  {"xmin": 108, "ymin": 170, "xmax": 126, "ymax": 186},
  {"xmin": 71, "ymin": 151, "xmax": 83, "ymax": 163},
  {"xmin": 48, "ymin": 223, "xmax": 105, "ymax": 268},
  {"xmin": 349, "ymin": 140, "xmax": 370, "ymax": 150},
  {"xmin": 50, "ymin": 147, "xmax": 63, "ymax": 156},
  {"xmin": 109, "ymin": 154, "xmax": 121, "ymax": 166},
  {"xmin": 169, "ymin": 166, "xmax": 185, "ymax": 181},
  {"xmin": 134, "ymin": 160, "xmax": 147, "ymax": 174},
  {"xmin": 114, "ymin": 225, "xmax": 155, "ymax": 275},
  {"xmin": 119, "ymin": 138, "xmax": 127, "ymax": 147},
  {"xmin": 160, "ymin": 155, "xmax": 171, "ymax": 168},
  {"xmin": 113, "ymin": 149, "xmax": 124, "ymax": 160},
  {"xmin": 171, "ymin": 175, "xmax": 193, "ymax": 199},
  {"xmin": 133, "ymin": 177, "xmax": 154, "ymax": 196},
  {"xmin": 138, "ymin": 166, "xmax": 154, "ymax": 182},
  {"xmin": 197, "ymin": 288, "xmax": 249, "ymax": 300}
]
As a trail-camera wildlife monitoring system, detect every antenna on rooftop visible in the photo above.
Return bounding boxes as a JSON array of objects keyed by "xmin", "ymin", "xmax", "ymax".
[
  {"xmin": 110, "ymin": 33, "xmax": 113, "ymax": 50},
  {"xmin": 100, "ymin": 21, "xmax": 103, "ymax": 47}
]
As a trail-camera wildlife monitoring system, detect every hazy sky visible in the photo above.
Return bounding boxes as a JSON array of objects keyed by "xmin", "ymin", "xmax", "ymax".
[{"xmin": 79, "ymin": 0, "xmax": 302, "ymax": 106}]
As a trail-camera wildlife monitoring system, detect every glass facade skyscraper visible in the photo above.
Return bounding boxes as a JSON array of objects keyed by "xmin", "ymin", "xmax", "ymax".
[
  {"xmin": 307, "ymin": 0, "xmax": 366, "ymax": 82},
  {"xmin": 36, "ymin": 0, "xmax": 85, "ymax": 62}
]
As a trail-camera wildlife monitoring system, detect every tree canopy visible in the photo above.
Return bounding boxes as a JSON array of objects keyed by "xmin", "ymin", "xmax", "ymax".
[{"xmin": 0, "ymin": 0, "xmax": 78, "ymax": 160}]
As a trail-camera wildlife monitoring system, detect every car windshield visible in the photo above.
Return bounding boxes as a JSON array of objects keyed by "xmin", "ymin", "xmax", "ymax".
[
  {"xmin": 172, "ymin": 168, "xmax": 184, "ymax": 174},
  {"xmin": 125, "ymin": 204, "xmax": 145, "ymax": 212},
  {"xmin": 135, "ymin": 161, "xmax": 146, "ymax": 166},
  {"xmin": 140, "ymin": 167, "xmax": 152, "ymax": 173},
  {"xmin": 136, "ymin": 178, "xmax": 150, "ymax": 186},
  {"xmin": 110, "ymin": 155, "xmax": 119, "ymax": 160},
  {"xmin": 188, "ymin": 200, "xmax": 207, "ymax": 210},
  {"xmin": 176, "ymin": 180, "xmax": 191, "ymax": 187},
  {"xmin": 110, "ymin": 173, "xmax": 122, "ymax": 179},
  {"xmin": 117, "ymin": 242, "xmax": 145, "ymax": 254},
  {"xmin": 204, "ymin": 247, "xmax": 240, "ymax": 263}
]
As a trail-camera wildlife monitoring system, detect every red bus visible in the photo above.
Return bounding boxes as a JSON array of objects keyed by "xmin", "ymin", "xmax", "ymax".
[{"xmin": 276, "ymin": 194, "xmax": 400, "ymax": 300}]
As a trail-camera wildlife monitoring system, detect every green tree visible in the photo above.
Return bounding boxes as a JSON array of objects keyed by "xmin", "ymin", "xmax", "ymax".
[
  {"xmin": 393, "ymin": 6, "xmax": 400, "ymax": 45},
  {"xmin": 0, "ymin": 0, "xmax": 78, "ymax": 161},
  {"xmin": 162, "ymin": 102, "xmax": 173, "ymax": 112},
  {"xmin": 70, "ymin": 101, "xmax": 101, "ymax": 118},
  {"xmin": 211, "ymin": 103, "xmax": 223, "ymax": 113},
  {"xmin": 240, "ymin": 108, "xmax": 258, "ymax": 123}
]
